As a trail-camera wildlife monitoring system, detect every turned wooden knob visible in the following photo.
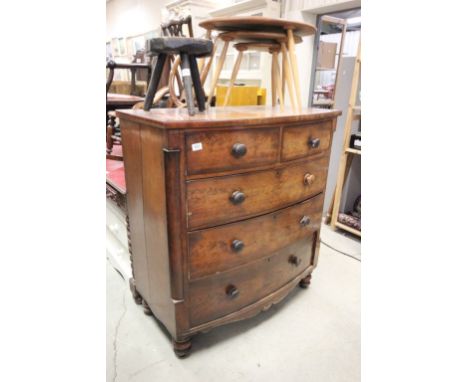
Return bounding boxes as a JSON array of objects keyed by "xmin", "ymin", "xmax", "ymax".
[
  {"xmin": 304, "ymin": 173, "xmax": 315, "ymax": 185},
  {"xmin": 288, "ymin": 255, "xmax": 302, "ymax": 266},
  {"xmin": 231, "ymin": 239, "xmax": 244, "ymax": 252},
  {"xmin": 231, "ymin": 143, "xmax": 247, "ymax": 158},
  {"xmin": 226, "ymin": 284, "xmax": 239, "ymax": 299},
  {"xmin": 308, "ymin": 137, "xmax": 320, "ymax": 148},
  {"xmin": 230, "ymin": 191, "xmax": 245, "ymax": 205},
  {"xmin": 300, "ymin": 215, "xmax": 311, "ymax": 227}
]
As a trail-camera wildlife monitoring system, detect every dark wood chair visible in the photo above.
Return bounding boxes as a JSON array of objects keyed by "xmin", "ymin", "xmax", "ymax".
[{"xmin": 106, "ymin": 61, "xmax": 151, "ymax": 158}]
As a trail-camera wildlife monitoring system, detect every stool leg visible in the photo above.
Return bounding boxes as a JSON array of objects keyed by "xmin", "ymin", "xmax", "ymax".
[
  {"xmin": 271, "ymin": 53, "xmax": 277, "ymax": 107},
  {"xmin": 181, "ymin": 53, "xmax": 195, "ymax": 116},
  {"xmin": 188, "ymin": 55, "xmax": 206, "ymax": 112},
  {"xmin": 281, "ymin": 42, "xmax": 296, "ymax": 111},
  {"xmin": 144, "ymin": 54, "xmax": 167, "ymax": 111},
  {"xmin": 207, "ymin": 40, "xmax": 229, "ymax": 107},
  {"xmin": 273, "ymin": 52, "xmax": 284, "ymax": 112},
  {"xmin": 287, "ymin": 29, "xmax": 302, "ymax": 110},
  {"xmin": 223, "ymin": 50, "xmax": 243, "ymax": 107}
]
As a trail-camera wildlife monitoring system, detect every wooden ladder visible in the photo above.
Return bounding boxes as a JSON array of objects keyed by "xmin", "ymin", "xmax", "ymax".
[{"xmin": 329, "ymin": 37, "xmax": 361, "ymax": 236}]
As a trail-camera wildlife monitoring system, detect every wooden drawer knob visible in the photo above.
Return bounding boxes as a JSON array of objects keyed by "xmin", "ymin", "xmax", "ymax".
[
  {"xmin": 230, "ymin": 191, "xmax": 245, "ymax": 205},
  {"xmin": 304, "ymin": 173, "xmax": 316, "ymax": 185},
  {"xmin": 308, "ymin": 137, "xmax": 320, "ymax": 148},
  {"xmin": 231, "ymin": 239, "xmax": 245, "ymax": 252},
  {"xmin": 288, "ymin": 255, "xmax": 302, "ymax": 267},
  {"xmin": 300, "ymin": 215, "xmax": 311, "ymax": 227},
  {"xmin": 231, "ymin": 143, "xmax": 247, "ymax": 158},
  {"xmin": 226, "ymin": 284, "xmax": 239, "ymax": 299}
]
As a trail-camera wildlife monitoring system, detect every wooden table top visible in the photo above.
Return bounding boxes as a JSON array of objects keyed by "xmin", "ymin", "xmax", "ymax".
[
  {"xmin": 199, "ymin": 16, "xmax": 316, "ymax": 37},
  {"xmin": 107, "ymin": 93, "xmax": 144, "ymax": 106},
  {"xmin": 117, "ymin": 106, "xmax": 341, "ymax": 129}
]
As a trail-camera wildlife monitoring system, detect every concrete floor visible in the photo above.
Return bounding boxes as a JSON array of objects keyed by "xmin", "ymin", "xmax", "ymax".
[{"xmin": 107, "ymin": 224, "xmax": 360, "ymax": 382}]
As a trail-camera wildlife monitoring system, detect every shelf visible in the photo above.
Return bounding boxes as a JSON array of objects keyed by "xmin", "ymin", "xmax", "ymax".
[
  {"xmin": 345, "ymin": 148, "xmax": 361, "ymax": 155},
  {"xmin": 316, "ymin": 67, "xmax": 336, "ymax": 71},
  {"xmin": 335, "ymin": 221, "xmax": 361, "ymax": 237},
  {"xmin": 312, "ymin": 99, "xmax": 334, "ymax": 106}
]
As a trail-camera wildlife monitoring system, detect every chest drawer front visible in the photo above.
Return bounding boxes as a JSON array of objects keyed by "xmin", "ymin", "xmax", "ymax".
[
  {"xmin": 281, "ymin": 121, "xmax": 332, "ymax": 161},
  {"xmin": 185, "ymin": 127, "xmax": 279, "ymax": 175},
  {"xmin": 186, "ymin": 155, "xmax": 329, "ymax": 230},
  {"xmin": 188, "ymin": 195, "xmax": 323, "ymax": 279},
  {"xmin": 188, "ymin": 238, "xmax": 312, "ymax": 326}
]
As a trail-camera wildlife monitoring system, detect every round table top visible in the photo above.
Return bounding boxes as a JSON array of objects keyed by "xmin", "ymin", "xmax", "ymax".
[{"xmin": 199, "ymin": 16, "xmax": 316, "ymax": 37}]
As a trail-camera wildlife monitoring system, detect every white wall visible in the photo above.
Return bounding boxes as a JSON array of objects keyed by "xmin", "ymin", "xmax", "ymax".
[{"xmin": 106, "ymin": 0, "xmax": 165, "ymax": 41}]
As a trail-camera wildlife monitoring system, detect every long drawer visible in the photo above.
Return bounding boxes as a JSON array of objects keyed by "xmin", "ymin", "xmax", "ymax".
[
  {"xmin": 186, "ymin": 155, "xmax": 329, "ymax": 230},
  {"xmin": 188, "ymin": 195, "xmax": 323, "ymax": 279},
  {"xmin": 188, "ymin": 237, "xmax": 313, "ymax": 326},
  {"xmin": 185, "ymin": 127, "xmax": 279, "ymax": 175}
]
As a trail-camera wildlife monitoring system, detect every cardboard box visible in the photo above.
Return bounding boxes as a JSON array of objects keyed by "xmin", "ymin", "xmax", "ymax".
[{"xmin": 317, "ymin": 41, "xmax": 337, "ymax": 69}]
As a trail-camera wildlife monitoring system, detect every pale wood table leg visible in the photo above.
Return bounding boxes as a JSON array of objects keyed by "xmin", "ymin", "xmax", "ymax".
[
  {"xmin": 207, "ymin": 39, "xmax": 230, "ymax": 107},
  {"xmin": 281, "ymin": 42, "xmax": 296, "ymax": 111},
  {"xmin": 281, "ymin": 48, "xmax": 286, "ymax": 100},
  {"xmin": 198, "ymin": 29, "xmax": 212, "ymax": 73},
  {"xmin": 272, "ymin": 51, "xmax": 284, "ymax": 112},
  {"xmin": 271, "ymin": 53, "xmax": 277, "ymax": 107},
  {"xmin": 201, "ymin": 36, "xmax": 219, "ymax": 86},
  {"xmin": 223, "ymin": 49, "xmax": 244, "ymax": 107},
  {"xmin": 287, "ymin": 29, "xmax": 302, "ymax": 110}
]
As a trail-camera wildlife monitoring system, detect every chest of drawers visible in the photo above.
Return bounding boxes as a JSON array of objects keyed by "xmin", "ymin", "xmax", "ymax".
[{"xmin": 117, "ymin": 106, "xmax": 341, "ymax": 357}]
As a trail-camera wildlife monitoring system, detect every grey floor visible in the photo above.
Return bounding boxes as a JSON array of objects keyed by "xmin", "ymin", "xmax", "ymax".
[{"xmin": 107, "ymin": 224, "xmax": 360, "ymax": 382}]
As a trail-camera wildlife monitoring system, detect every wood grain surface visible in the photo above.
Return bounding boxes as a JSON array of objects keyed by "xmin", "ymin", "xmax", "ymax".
[
  {"xmin": 186, "ymin": 155, "xmax": 329, "ymax": 229},
  {"xmin": 188, "ymin": 195, "xmax": 323, "ymax": 279}
]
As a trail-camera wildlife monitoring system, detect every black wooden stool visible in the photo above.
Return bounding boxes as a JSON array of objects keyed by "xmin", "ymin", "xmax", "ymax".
[{"xmin": 144, "ymin": 37, "xmax": 213, "ymax": 115}]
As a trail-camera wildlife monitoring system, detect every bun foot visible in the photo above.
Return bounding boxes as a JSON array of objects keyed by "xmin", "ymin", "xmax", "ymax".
[
  {"xmin": 173, "ymin": 338, "xmax": 192, "ymax": 358},
  {"xmin": 129, "ymin": 278, "xmax": 142, "ymax": 305},
  {"xmin": 299, "ymin": 274, "xmax": 312, "ymax": 289},
  {"xmin": 141, "ymin": 299, "xmax": 153, "ymax": 316}
]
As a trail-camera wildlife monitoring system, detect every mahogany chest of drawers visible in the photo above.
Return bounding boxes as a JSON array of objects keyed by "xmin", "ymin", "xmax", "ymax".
[{"xmin": 117, "ymin": 106, "xmax": 341, "ymax": 357}]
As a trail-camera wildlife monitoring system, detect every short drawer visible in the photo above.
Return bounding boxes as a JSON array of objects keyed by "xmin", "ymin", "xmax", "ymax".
[
  {"xmin": 185, "ymin": 127, "xmax": 279, "ymax": 175},
  {"xmin": 281, "ymin": 121, "xmax": 332, "ymax": 161},
  {"xmin": 188, "ymin": 195, "xmax": 323, "ymax": 279},
  {"xmin": 186, "ymin": 155, "xmax": 329, "ymax": 229},
  {"xmin": 188, "ymin": 238, "xmax": 312, "ymax": 326}
]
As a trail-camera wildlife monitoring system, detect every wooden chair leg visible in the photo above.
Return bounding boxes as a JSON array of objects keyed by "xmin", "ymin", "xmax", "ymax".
[
  {"xmin": 207, "ymin": 40, "xmax": 230, "ymax": 107},
  {"xmin": 180, "ymin": 53, "xmax": 195, "ymax": 116},
  {"xmin": 281, "ymin": 42, "xmax": 296, "ymax": 111},
  {"xmin": 287, "ymin": 29, "xmax": 302, "ymax": 110},
  {"xmin": 273, "ymin": 52, "xmax": 284, "ymax": 112},
  {"xmin": 170, "ymin": 55, "xmax": 183, "ymax": 95},
  {"xmin": 169, "ymin": 56, "xmax": 184, "ymax": 108},
  {"xmin": 223, "ymin": 49, "xmax": 244, "ymax": 107},
  {"xmin": 188, "ymin": 55, "xmax": 206, "ymax": 112},
  {"xmin": 144, "ymin": 53, "xmax": 167, "ymax": 111},
  {"xmin": 271, "ymin": 53, "xmax": 277, "ymax": 107},
  {"xmin": 106, "ymin": 113, "xmax": 116, "ymax": 154}
]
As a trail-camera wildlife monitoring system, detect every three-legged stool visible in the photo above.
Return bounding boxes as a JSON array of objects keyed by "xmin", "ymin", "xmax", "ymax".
[{"xmin": 144, "ymin": 37, "xmax": 213, "ymax": 115}]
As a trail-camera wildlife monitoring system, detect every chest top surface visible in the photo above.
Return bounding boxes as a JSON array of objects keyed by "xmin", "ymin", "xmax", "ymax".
[{"xmin": 116, "ymin": 106, "xmax": 341, "ymax": 130}]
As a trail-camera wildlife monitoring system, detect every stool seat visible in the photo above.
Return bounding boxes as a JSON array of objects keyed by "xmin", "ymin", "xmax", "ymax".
[{"xmin": 147, "ymin": 37, "xmax": 213, "ymax": 57}]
